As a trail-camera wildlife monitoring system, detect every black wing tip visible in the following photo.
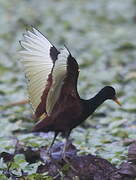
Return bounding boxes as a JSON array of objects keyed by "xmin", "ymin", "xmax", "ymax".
[
  {"xmin": 31, "ymin": 26, "xmax": 39, "ymax": 34},
  {"xmin": 31, "ymin": 26, "xmax": 43, "ymax": 35},
  {"xmin": 19, "ymin": 40, "xmax": 24, "ymax": 48},
  {"xmin": 64, "ymin": 44, "xmax": 71, "ymax": 55},
  {"xmin": 50, "ymin": 46, "xmax": 60, "ymax": 62},
  {"xmin": 19, "ymin": 40, "xmax": 21, "ymax": 45},
  {"xmin": 30, "ymin": 25, "xmax": 35, "ymax": 29}
]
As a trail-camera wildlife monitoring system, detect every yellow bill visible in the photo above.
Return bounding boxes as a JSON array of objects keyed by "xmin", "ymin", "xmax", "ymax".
[{"xmin": 112, "ymin": 96, "xmax": 121, "ymax": 106}]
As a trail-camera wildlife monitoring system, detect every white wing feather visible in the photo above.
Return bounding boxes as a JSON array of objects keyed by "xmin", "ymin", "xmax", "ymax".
[{"xmin": 19, "ymin": 28, "xmax": 54, "ymax": 112}]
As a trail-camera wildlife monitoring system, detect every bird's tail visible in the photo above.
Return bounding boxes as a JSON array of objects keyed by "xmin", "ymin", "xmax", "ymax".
[{"xmin": 32, "ymin": 117, "xmax": 53, "ymax": 132}]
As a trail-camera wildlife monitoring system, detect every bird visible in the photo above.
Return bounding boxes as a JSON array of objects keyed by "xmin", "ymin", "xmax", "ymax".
[{"xmin": 19, "ymin": 28, "xmax": 121, "ymax": 158}]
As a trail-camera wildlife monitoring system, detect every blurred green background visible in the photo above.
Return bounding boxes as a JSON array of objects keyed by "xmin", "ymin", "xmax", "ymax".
[{"xmin": 0, "ymin": 0, "xmax": 136, "ymax": 178}]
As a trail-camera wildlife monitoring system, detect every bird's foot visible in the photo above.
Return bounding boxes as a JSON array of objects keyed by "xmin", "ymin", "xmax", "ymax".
[{"xmin": 62, "ymin": 153, "xmax": 78, "ymax": 172}]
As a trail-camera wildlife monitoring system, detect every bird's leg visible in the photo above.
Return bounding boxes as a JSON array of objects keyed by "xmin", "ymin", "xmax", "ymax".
[
  {"xmin": 62, "ymin": 131, "xmax": 77, "ymax": 172},
  {"xmin": 62, "ymin": 131, "xmax": 70, "ymax": 159},
  {"xmin": 47, "ymin": 132, "xmax": 59, "ymax": 156},
  {"xmin": 46, "ymin": 132, "xmax": 63, "ymax": 178}
]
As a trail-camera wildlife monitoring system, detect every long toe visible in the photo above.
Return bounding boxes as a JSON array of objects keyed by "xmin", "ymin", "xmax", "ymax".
[{"xmin": 62, "ymin": 154, "xmax": 78, "ymax": 172}]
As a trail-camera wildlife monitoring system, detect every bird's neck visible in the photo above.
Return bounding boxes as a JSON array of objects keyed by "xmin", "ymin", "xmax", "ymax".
[
  {"xmin": 89, "ymin": 93, "xmax": 107, "ymax": 112},
  {"xmin": 82, "ymin": 92, "xmax": 107, "ymax": 118}
]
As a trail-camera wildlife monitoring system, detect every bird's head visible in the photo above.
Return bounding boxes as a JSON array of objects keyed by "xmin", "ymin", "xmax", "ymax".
[{"xmin": 102, "ymin": 86, "xmax": 121, "ymax": 106}]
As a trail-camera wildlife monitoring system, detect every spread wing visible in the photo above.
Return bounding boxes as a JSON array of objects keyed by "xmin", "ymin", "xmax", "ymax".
[
  {"xmin": 19, "ymin": 28, "xmax": 79, "ymax": 119},
  {"xmin": 19, "ymin": 28, "xmax": 59, "ymax": 117}
]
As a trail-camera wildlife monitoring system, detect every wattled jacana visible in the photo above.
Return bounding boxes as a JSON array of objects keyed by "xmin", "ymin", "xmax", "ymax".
[{"xmin": 19, "ymin": 28, "xmax": 121, "ymax": 157}]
